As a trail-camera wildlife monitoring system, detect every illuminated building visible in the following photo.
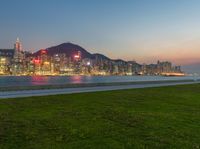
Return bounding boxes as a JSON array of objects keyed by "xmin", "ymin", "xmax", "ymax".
[
  {"xmin": 52, "ymin": 54, "xmax": 61, "ymax": 74},
  {"xmin": 74, "ymin": 51, "xmax": 82, "ymax": 74},
  {"xmin": 157, "ymin": 61, "xmax": 172, "ymax": 74},
  {"xmin": 26, "ymin": 57, "xmax": 35, "ymax": 75},
  {"xmin": 81, "ymin": 58, "xmax": 92, "ymax": 74},
  {"xmin": 40, "ymin": 49, "xmax": 51, "ymax": 75},
  {"xmin": 59, "ymin": 54, "xmax": 73, "ymax": 75},
  {"xmin": 12, "ymin": 38, "xmax": 25, "ymax": 75},
  {"xmin": 113, "ymin": 64, "xmax": 119, "ymax": 75},
  {"xmin": 31, "ymin": 49, "xmax": 52, "ymax": 75},
  {"xmin": 0, "ymin": 39, "xmax": 184, "ymax": 76},
  {"xmin": 127, "ymin": 63, "xmax": 133, "ymax": 75},
  {"xmin": 0, "ymin": 49, "xmax": 14, "ymax": 74}
]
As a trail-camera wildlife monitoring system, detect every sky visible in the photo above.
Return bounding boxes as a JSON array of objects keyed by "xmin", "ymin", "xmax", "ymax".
[{"xmin": 1, "ymin": 0, "xmax": 200, "ymax": 67}]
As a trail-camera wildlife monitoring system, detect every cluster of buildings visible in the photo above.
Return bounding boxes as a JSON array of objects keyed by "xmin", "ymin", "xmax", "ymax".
[{"xmin": 0, "ymin": 39, "xmax": 183, "ymax": 76}]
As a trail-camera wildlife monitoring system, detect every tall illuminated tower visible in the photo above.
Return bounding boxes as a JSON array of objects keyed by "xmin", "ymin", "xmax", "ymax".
[
  {"xmin": 13, "ymin": 38, "xmax": 23, "ymax": 62},
  {"xmin": 12, "ymin": 38, "xmax": 24, "ymax": 75},
  {"xmin": 14, "ymin": 38, "xmax": 22, "ymax": 52}
]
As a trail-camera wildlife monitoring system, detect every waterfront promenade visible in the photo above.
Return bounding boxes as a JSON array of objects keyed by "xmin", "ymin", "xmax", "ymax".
[{"xmin": 0, "ymin": 79, "xmax": 199, "ymax": 99}]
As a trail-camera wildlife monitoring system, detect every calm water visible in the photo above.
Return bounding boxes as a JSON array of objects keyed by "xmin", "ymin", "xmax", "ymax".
[{"xmin": 0, "ymin": 75, "xmax": 199, "ymax": 87}]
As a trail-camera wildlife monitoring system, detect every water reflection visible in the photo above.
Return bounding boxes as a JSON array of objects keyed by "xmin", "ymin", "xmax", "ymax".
[
  {"xmin": 0, "ymin": 75, "xmax": 199, "ymax": 87},
  {"xmin": 70, "ymin": 76, "xmax": 83, "ymax": 84},
  {"xmin": 70, "ymin": 76, "xmax": 93, "ymax": 84},
  {"xmin": 31, "ymin": 76, "xmax": 50, "ymax": 85}
]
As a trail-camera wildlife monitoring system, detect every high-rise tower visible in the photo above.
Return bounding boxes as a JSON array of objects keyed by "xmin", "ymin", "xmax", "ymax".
[
  {"xmin": 14, "ymin": 38, "xmax": 23, "ymax": 62},
  {"xmin": 12, "ymin": 38, "xmax": 24, "ymax": 75},
  {"xmin": 14, "ymin": 38, "xmax": 22, "ymax": 52}
]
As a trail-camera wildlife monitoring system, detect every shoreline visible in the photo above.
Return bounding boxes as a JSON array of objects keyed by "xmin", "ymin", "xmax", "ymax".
[
  {"xmin": 0, "ymin": 79, "xmax": 199, "ymax": 99},
  {"xmin": 0, "ymin": 79, "xmax": 197, "ymax": 92},
  {"xmin": 0, "ymin": 73, "xmax": 186, "ymax": 77}
]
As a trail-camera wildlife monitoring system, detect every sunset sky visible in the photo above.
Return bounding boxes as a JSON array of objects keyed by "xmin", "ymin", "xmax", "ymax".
[{"xmin": 0, "ymin": 0, "xmax": 200, "ymax": 66}]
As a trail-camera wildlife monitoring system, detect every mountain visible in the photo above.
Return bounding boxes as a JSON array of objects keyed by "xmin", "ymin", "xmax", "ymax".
[
  {"xmin": 33, "ymin": 42, "xmax": 111, "ymax": 60},
  {"xmin": 32, "ymin": 42, "xmax": 141, "ymax": 65},
  {"xmin": 34, "ymin": 42, "xmax": 92, "ymax": 58},
  {"xmin": 114, "ymin": 59, "xmax": 128, "ymax": 64},
  {"xmin": 92, "ymin": 53, "xmax": 111, "ymax": 60}
]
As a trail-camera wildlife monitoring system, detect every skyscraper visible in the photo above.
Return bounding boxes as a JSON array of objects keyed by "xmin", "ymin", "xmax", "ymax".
[
  {"xmin": 14, "ymin": 38, "xmax": 22, "ymax": 52},
  {"xmin": 12, "ymin": 38, "xmax": 24, "ymax": 74}
]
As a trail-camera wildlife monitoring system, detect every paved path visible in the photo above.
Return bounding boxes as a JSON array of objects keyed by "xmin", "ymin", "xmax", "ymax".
[{"xmin": 0, "ymin": 81, "xmax": 199, "ymax": 99}]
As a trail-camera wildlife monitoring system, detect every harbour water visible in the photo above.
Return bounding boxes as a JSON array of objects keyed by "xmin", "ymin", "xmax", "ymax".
[{"xmin": 0, "ymin": 75, "xmax": 199, "ymax": 87}]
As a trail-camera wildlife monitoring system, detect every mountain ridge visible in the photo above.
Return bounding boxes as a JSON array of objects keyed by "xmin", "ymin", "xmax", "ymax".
[{"xmin": 33, "ymin": 42, "xmax": 124, "ymax": 61}]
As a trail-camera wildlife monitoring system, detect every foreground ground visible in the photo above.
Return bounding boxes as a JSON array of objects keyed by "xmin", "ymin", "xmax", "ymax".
[{"xmin": 0, "ymin": 84, "xmax": 200, "ymax": 148}]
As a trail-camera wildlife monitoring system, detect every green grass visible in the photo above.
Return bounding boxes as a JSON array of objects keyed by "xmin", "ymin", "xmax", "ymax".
[{"xmin": 1, "ymin": 84, "xmax": 200, "ymax": 148}]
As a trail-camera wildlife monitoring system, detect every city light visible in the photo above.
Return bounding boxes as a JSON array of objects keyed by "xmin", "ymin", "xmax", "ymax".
[
  {"xmin": 33, "ymin": 59, "xmax": 41, "ymax": 64},
  {"xmin": 41, "ymin": 49, "xmax": 47, "ymax": 54},
  {"xmin": 74, "ymin": 55, "xmax": 80, "ymax": 59},
  {"xmin": 0, "ymin": 39, "xmax": 184, "ymax": 76},
  {"xmin": 44, "ymin": 62, "xmax": 50, "ymax": 65},
  {"xmin": 0, "ymin": 58, "xmax": 6, "ymax": 62}
]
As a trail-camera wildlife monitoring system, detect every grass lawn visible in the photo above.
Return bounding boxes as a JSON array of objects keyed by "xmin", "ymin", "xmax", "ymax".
[{"xmin": 0, "ymin": 84, "xmax": 200, "ymax": 149}]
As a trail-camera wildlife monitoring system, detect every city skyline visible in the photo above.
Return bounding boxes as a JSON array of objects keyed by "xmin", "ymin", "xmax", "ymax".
[
  {"xmin": 0, "ymin": 0, "xmax": 200, "ymax": 66},
  {"xmin": 0, "ymin": 38, "xmax": 183, "ymax": 76}
]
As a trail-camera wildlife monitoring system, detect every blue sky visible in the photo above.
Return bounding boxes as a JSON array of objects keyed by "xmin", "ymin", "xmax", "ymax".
[{"xmin": 1, "ymin": 0, "xmax": 200, "ymax": 65}]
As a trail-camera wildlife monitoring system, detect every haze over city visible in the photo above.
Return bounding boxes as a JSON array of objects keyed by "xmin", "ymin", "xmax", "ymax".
[{"xmin": 0, "ymin": 0, "xmax": 200, "ymax": 73}]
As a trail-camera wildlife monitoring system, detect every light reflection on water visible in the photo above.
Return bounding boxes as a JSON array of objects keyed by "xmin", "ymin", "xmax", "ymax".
[
  {"xmin": 31, "ymin": 76, "xmax": 50, "ymax": 85},
  {"xmin": 0, "ymin": 75, "xmax": 199, "ymax": 87},
  {"xmin": 70, "ymin": 75, "xmax": 83, "ymax": 84}
]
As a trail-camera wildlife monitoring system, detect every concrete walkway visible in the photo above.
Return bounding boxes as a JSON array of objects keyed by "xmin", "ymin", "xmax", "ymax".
[{"xmin": 0, "ymin": 80, "xmax": 199, "ymax": 99}]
